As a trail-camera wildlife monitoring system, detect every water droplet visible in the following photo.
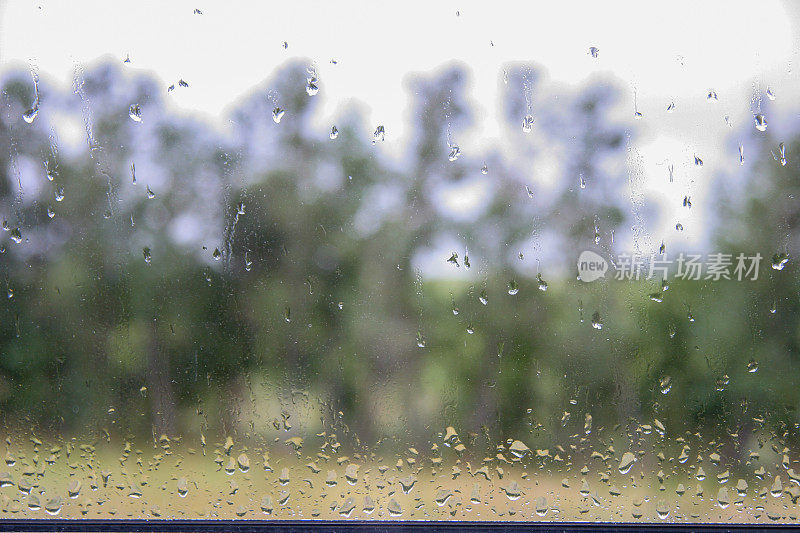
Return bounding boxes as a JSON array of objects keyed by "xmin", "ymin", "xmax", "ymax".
[
  {"xmin": 584, "ymin": 412, "xmax": 593, "ymax": 434},
  {"xmin": 237, "ymin": 453, "xmax": 250, "ymax": 472},
  {"xmin": 507, "ymin": 280, "xmax": 519, "ymax": 295},
  {"xmin": 521, "ymin": 114, "xmax": 534, "ymax": 133},
  {"xmin": 443, "ymin": 426, "xmax": 459, "ymax": 446},
  {"xmin": 591, "ymin": 311, "xmax": 603, "ymax": 330},
  {"xmin": 508, "ymin": 440, "xmax": 530, "ymax": 459},
  {"xmin": 747, "ymin": 360, "xmax": 759, "ymax": 373},
  {"xmin": 579, "ymin": 174, "xmax": 586, "ymax": 189},
  {"xmin": 767, "ymin": 87, "xmax": 776, "ymax": 100},
  {"xmin": 23, "ymin": 106, "xmax": 38, "ymax": 124},
  {"xmin": 329, "ymin": 125, "xmax": 338, "ymax": 139},
  {"xmin": 272, "ymin": 107, "xmax": 285, "ymax": 123},
  {"xmin": 178, "ymin": 477, "xmax": 189, "ymax": 498},
  {"xmin": 9, "ymin": 228, "xmax": 22, "ymax": 244},
  {"xmin": 44, "ymin": 497, "xmax": 62, "ymax": 516},
  {"xmin": 675, "ymin": 222, "xmax": 684, "ymax": 231},
  {"xmin": 339, "ymin": 497, "xmax": 356, "ymax": 517},
  {"xmin": 779, "ymin": 142, "xmax": 787, "ymax": 166},
  {"xmin": 237, "ymin": 202, "xmax": 245, "ymax": 215},
  {"xmin": 771, "ymin": 476, "xmax": 783, "ymax": 497},
  {"xmin": 589, "ymin": 46, "xmax": 599, "ymax": 58},
  {"xmin": 448, "ymin": 144, "xmax": 461, "ymax": 161},
  {"xmin": 446, "ymin": 251, "xmax": 460, "ymax": 267},
  {"xmin": 373, "ymin": 125, "xmax": 385, "ymax": 143},
  {"xmin": 284, "ymin": 306, "xmax": 291, "ymax": 323},
  {"xmin": 27, "ymin": 494, "xmax": 41, "ymax": 511},
  {"xmin": 480, "ymin": 162, "xmax": 488, "ymax": 175},
  {"xmin": 362, "ymin": 495, "xmax": 375, "ymax": 514},
  {"xmin": 387, "ymin": 498, "xmax": 402, "ymax": 516},
  {"xmin": 772, "ymin": 252, "xmax": 789, "ymax": 270},
  {"xmin": 659, "ymin": 375, "xmax": 672, "ymax": 394},
  {"xmin": 618, "ymin": 451, "xmax": 636, "ymax": 474},
  {"xmin": 128, "ymin": 104, "xmax": 142, "ymax": 122},
  {"xmin": 537, "ymin": 274, "xmax": 548, "ymax": 291},
  {"xmin": 435, "ymin": 489, "xmax": 452, "ymax": 506},
  {"xmin": 67, "ymin": 479, "xmax": 81, "ymax": 498},
  {"xmin": 479, "ymin": 288, "xmax": 488, "ymax": 305},
  {"xmin": 212, "ymin": 248, "xmax": 222, "ymax": 261},
  {"xmin": 260, "ymin": 495, "xmax": 273, "ymax": 515},
  {"xmin": 503, "ymin": 481, "xmax": 521, "ymax": 500},
  {"xmin": 55, "ymin": 187, "xmax": 65, "ymax": 202},
  {"xmin": 739, "ymin": 145, "xmax": 745, "ymax": 165},
  {"xmin": 306, "ymin": 77, "xmax": 319, "ymax": 96},
  {"xmin": 416, "ymin": 331, "xmax": 426, "ymax": 347},
  {"xmin": 142, "ymin": 247, "xmax": 152, "ymax": 263},
  {"xmin": 224, "ymin": 457, "xmax": 236, "ymax": 475},
  {"xmin": 666, "ymin": 102, "xmax": 675, "ymax": 113},
  {"xmin": 535, "ymin": 496, "xmax": 548, "ymax": 517},
  {"xmin": 718, "ymin": 487, "xmax": 730, "ymax": 509},
  {"xmin": 736, "ymin": 479, "xmax": 749, "ymax": 495},
  {"xmin": 755, "ymin": 114, "xmax": 768, "ymax": 132},
  {"xmin": 707, "ymin": 89, "xmax": 718, "ymax": 102},
  {"xmin": 694, "ymin": 155, "xmax": 703, "ymax": 166},
  {"xmin": 344, "ymin": 464, "xmax": 359, "ymax": 485}
]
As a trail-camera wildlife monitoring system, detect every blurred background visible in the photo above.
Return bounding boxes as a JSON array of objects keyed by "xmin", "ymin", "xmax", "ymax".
[{"xmin": 0, "ymin": 0, "xmax": 799, "ymax": 485}]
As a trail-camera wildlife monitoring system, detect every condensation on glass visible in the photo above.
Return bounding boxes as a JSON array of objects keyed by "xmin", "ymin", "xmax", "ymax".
[{"xmin": 0, "ymin": 1, "xmax": 799, "ymax": 523}]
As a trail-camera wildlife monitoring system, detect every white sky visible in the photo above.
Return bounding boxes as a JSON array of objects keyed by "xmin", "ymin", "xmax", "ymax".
[{"xmin": 1, "ymin": 0, "xmax": 799, "ymax": 272}]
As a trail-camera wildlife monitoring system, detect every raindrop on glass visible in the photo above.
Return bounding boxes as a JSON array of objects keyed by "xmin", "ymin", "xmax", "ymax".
[
  {"xmin": 306, "ymin": 77, "xmax": 319, "ymax": 96},
  {"xmin": 507, "ymin": 280, "xmax": 519, "ymax": 295},
  {"xmin": 23, "ymin": 106, "xmax": 39, "ymax": 124},
  {"xmin": 128, "ymin": 104, "xmax": 142, "ymax": 122},
  {"xmin": 772, "ymin": 253, "xmax": 789, "ymax": 270},
  {"xmin": 521, "ymin": 114, "xmax": 534, "ymax": 133},
  {"xmin": 373, "ymin": 125, "xmax": 385, "ymax": 143}
]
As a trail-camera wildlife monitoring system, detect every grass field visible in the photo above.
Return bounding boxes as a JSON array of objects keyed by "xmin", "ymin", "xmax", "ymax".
[{"xmin": 0, "ymin": 432, "xmax": 796, "ymax": 524}]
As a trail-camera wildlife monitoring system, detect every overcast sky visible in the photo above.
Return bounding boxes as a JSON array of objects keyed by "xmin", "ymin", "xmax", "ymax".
[{"xmin": 1, "ymin": 0, "xmax": 799, "ymax": 273}]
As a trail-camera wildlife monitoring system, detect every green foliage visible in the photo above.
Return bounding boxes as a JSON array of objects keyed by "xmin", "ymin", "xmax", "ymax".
[{"xmin": 0, "ymin": 61, "xmax": 797, "ymax": 451}]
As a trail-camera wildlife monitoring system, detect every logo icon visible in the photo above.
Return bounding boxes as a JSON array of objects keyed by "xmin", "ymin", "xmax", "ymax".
[{"xmin": 577, "ymin": 250, "xmax": 609, "ymax": 282}]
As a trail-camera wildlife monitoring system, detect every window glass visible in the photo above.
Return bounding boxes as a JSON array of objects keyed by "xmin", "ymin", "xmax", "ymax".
[{"xmin": 0, "ymin": 1, "xmax": 799, "ymax": 523}]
